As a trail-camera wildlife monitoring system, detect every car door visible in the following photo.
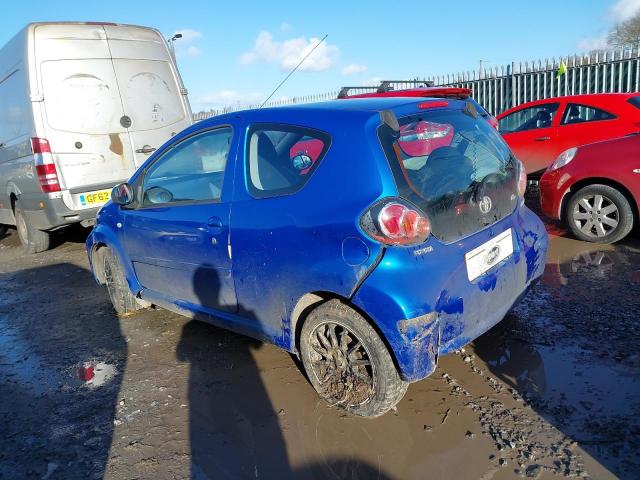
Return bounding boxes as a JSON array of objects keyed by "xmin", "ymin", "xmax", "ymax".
[
  {"xmin": 499, "ymin": 102, "xmax": 561, "ymax": 175},
  {"xmin": 121, "ymin": 125, "xmax": 238, "ymax": 312}
]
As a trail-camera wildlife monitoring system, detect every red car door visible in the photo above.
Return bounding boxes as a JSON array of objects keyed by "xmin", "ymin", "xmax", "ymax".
[
  {"xmin": 554, "ymin": 102, "xmax": 634, "ymax": 155},
  {"xmin": 498, "ymin": 101, "xmax": 562, "ymax": 175}
]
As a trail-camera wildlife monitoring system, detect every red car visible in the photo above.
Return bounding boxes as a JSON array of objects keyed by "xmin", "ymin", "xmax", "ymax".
[
  {"xmin": 539, "ymin": 134, "xmax": 640, "ymax": 243},
  {"xmin": 497, "ymin": 93, "xmax": 640, "ymax": 176}
]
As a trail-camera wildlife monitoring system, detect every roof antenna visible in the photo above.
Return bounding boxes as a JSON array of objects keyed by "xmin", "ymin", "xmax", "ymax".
[{"xmin": 260, "ymin": 34, "xmax": 328, "ymax": 108}]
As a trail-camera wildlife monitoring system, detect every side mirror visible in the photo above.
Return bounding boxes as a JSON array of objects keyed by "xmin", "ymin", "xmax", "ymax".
[{"xmin": 111, "ymin": 183, "xmax": 135, "ymax": 206}]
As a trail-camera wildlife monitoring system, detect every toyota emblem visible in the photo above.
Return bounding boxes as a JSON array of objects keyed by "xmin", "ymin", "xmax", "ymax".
[{"xmin": 479, "ymin": 195, "xmax": 493, "ymax": 214}]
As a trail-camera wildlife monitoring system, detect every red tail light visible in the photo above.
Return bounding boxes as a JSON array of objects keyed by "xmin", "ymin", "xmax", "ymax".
[
  {"xmin": 31, "ymin": 137, "xmax": 51, "ymax": 153},
  {"xmin": 517, "ymin": 160, "xmax": 527, "ymax": 197},
  {"xmin": 361, "ymin": 199, "xmax": 431, "ymax": 246},
  {"xmin": 31, "ymin": 137, "xmax": 60, "ymax": 193}
]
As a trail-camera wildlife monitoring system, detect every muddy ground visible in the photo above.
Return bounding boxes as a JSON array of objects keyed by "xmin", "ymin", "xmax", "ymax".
[{"xmin": 1, "ymin": 204, "xmax": 639, "ymax": 480}]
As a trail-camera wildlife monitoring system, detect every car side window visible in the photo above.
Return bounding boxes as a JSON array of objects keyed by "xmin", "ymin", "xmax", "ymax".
[
  {"xmin": 142, "ymin": 127, "xmax": 232, "ymax": 206},
  {"xmin": 498, "ymin": 103, "xmax": 560, "ymax": 133},
  {"xmin": 246, "ymin": 124, "xmax": 330, "ymax": 199},
  {"xmin": 561, "ymin": 103, "xmax": 616, "ymax": 125}
]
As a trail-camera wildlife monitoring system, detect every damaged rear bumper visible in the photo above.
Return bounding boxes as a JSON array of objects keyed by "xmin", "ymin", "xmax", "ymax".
[{"xmin": 351, "ymin": 205, "xmax": 548, "ymax": 382}]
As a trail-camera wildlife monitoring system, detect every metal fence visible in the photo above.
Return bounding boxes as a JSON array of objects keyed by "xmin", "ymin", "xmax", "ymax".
[{"xmin": 193, "ymin": 46, "xmax": 640, "ymax": 121}]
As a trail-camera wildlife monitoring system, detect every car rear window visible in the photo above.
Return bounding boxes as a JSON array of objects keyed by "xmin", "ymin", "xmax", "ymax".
[
  {"xmin": 246, "ymin": 124, "xmax": 331, "ymax": 199},
  {"xmin": 378, "ymin": 106, "xmax": 518, "ymax": 243},
  {"xmin": 628, "ymin": 96, "xmax": 640, "ymax": 109}
]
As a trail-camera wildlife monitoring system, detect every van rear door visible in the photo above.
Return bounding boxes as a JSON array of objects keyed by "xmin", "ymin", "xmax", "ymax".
[
  {"xmin": 112, "ymin": 58, "xmax": 189, "ymax": 165},
  {"xmin": 39, "ymin": 58, "xmax": 137, "ymax": 191}
]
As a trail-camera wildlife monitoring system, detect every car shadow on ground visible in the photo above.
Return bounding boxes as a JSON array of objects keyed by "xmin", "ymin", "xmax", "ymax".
[
  {"xmin": 0, "ymin": 263, "xmax": 126, "ymax": 479},
  {"xmin": 175, "ymin": 265, "xmax": 392, "ymax": 479}
]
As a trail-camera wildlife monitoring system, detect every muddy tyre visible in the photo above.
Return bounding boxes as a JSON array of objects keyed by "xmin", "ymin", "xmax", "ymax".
[
  {"xmin": 300, "ymin": 299, "xmax": 408, "ymax": 417},
  {"xmin": 14, "ymin": 200, "xmax": 50, "ymax": 253},
  {"xmin": 566, "ymin": 184, "xmax": 633, "ymax": 244},
  {"xmin": 102, "ymin": 247, "xmax": 139, "ymax": 316}
]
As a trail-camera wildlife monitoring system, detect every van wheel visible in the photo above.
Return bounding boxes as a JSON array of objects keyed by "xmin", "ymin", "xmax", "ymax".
[
  {"xmin": 0, "ymin": 224, "xmax": 7, "ymax": 238},
  {"xmin": 300, "ymin": 299, "xmax": 408, "ymax": 417},
  {"xmin": 566, "ymin": 184, "xmax": 633, "ymax": 244},
  {"xmin": 102, "ymin": 247, "xmax": 140, "ymax": 316},
  {"xmin": 14, "ymin": 200, "xmax": 50, "ymax": 253}
]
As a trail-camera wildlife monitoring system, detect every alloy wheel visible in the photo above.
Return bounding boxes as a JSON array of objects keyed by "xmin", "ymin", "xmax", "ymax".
[
  {"xmin": 307, "ymin": 321, "xmax": 375, "ymax": 406},
  {"xmin": 571, "ymin": 193, "xmax": 619, "ymax": 239}
]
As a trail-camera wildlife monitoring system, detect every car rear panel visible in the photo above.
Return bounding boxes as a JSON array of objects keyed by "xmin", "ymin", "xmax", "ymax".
[{"xmin": 352, "ymin": 205, "xmax": 547, "ymax": 382}]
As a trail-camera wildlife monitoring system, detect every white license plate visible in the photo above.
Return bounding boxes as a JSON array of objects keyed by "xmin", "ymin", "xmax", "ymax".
[{"xmin": 465, "ymin": 229, "xmax": 514, "ymax": 282}]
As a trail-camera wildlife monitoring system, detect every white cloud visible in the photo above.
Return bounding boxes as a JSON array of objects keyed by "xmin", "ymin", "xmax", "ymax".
[
  {"xmin": 240, "ymin": 31, "xmax": 339, "ymax": 71},
  {"xmin": 342, "ymin": 63, "xmax": 367, "ymax": 75},
  {"xmin": 185, "ymin": 45, "xmax": 202, "ymax": 57},
  {"xmin": 197, "ymin": 90, "xmax": 264, "ymax": 110},
  {"xmin": 280, "ymin": 22, "xmax": 293, "ymax": 32},
  {"xmin": 608, "ymin": 0, "xmax": 640, "ymax": 22},
  {"xmin": 171, "ymin": 29, "xmax": 203, "ymax": 59},
  {"xmin": 577, "ymin": 34, "xmax": 608, "ymax": 51},
  {"xmin": 173, "ymin": 29, "xmax": 203, "ymax": 43},
  {"xmin": 576, "ymin": 0, "xmax": 640, "ymax": 51}
]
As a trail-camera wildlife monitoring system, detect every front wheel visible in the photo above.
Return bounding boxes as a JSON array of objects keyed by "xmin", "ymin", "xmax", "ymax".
[
  {"xmin": 300, "ymin": 299, "xmax": 408, "ymax": 417},
  {"xmin": 102, "ymin": 247, "xmax": 140, "ymax": 316},
  {"xmin": 566, "ymin": 184, "xmax": 633, "ymax": 244}
]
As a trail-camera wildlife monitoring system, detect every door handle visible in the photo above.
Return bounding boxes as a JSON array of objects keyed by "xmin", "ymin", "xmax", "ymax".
[
  {"xmin": 632, "ymin": 169, "xmax": 640, "ymax": 174},
  {"xmin": 135, "ymin": 145, "xmax": 156, "ymax": 154},
  {"xmin": 534, "ymin": 136, "xmax": 551, "ymax": 141}
]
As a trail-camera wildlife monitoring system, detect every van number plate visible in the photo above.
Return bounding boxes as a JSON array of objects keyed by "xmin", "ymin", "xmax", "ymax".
[
  {"xmin": 465, "ymin": 229, "xmax": 514, "ymax": 282},
  {"xmin": 77, "ymin": 189, "xmax": 111, "ymax": 207}
]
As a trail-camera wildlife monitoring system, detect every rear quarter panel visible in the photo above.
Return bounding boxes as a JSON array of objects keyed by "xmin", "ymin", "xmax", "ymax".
[{"xmin": 228, "ymin": 110, "xmax": 397, "ymax": 350}]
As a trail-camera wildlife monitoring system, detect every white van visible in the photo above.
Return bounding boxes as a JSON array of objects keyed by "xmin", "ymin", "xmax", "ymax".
[{"xmin": 0, "ymin": 22, "xmax": 192, "ymax": 252}]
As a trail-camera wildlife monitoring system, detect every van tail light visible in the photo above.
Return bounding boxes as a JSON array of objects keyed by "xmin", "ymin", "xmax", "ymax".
[
  {"xmin": 31, "ymin": 137, "xmax": 60, "ymax": 193},
  {"xmin": 360, "ymin": 198, "xmax": 431, "ymax": 246},
  {"xmin": 517, "ymin": 160, "xmax": 527, "ymax": 198}
]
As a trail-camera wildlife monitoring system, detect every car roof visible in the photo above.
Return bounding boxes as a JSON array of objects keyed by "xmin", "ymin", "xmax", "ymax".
[{"xmin": 497, "ymin": 93, "xmax": 640, "ymax": 117}]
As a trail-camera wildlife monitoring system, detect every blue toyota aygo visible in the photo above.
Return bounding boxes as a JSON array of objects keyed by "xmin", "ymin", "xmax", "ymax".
[{"xmin": 87, "ymin": 97, "xmax": 548, "ymax": 417}]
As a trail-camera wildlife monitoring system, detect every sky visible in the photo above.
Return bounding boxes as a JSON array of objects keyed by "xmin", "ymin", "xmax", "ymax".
[{"xmin": 2, "ymin": 0, "xmax": 639, "ymax": 112}]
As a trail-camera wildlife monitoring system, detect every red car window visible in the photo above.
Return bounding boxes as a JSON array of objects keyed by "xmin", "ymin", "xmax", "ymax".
[
  {"xmin": 498, "ymin": 103, "xmax": 560, "ymax": 133},
  {"xmin": 561, "ymin": 104, "xmax": 616, "ymax": 125}
]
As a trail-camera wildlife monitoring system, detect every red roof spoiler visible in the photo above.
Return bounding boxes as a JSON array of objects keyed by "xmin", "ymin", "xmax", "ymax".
[{"xmin": 338, "ymin": 86, "xmax": 472, "ymax": 100}]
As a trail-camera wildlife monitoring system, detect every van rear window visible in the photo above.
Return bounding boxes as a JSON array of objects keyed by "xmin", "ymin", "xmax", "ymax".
[
  {"xmin": 378, "ymin": 107, "xmax": 518, "ymax": 243},
  {"xmin": 41, "ymin": 59, "xmax": 125, "ymax": 134}
]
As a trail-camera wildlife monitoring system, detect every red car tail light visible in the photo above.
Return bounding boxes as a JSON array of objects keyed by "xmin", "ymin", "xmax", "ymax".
[
  {"xmin": 31, "ymin": 137, "xmax": 61, "ymax": 193},
  {"xmin": 361, "ymin": 199, "xmax": 431, "ymax": 246}
]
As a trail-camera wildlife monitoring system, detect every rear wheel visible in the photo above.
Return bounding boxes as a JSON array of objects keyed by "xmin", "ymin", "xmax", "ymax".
[
  {"xmin": 566, "ymin": 184, "xmax": 633, "ymax": 244},
  {"xmin": 102, "ymin": 247, "xmax": 140, "ymax": 316},
  {"xmin": 300, "ymin": 299, "xmax": 408, "ymax": 417},
  {"xmin": 0, "ymin": 224, "xmax": 7, "ymax": 237},
  {"xmin": 14, "ymin": 200, "xmax": 50, "ymax": 253}
]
